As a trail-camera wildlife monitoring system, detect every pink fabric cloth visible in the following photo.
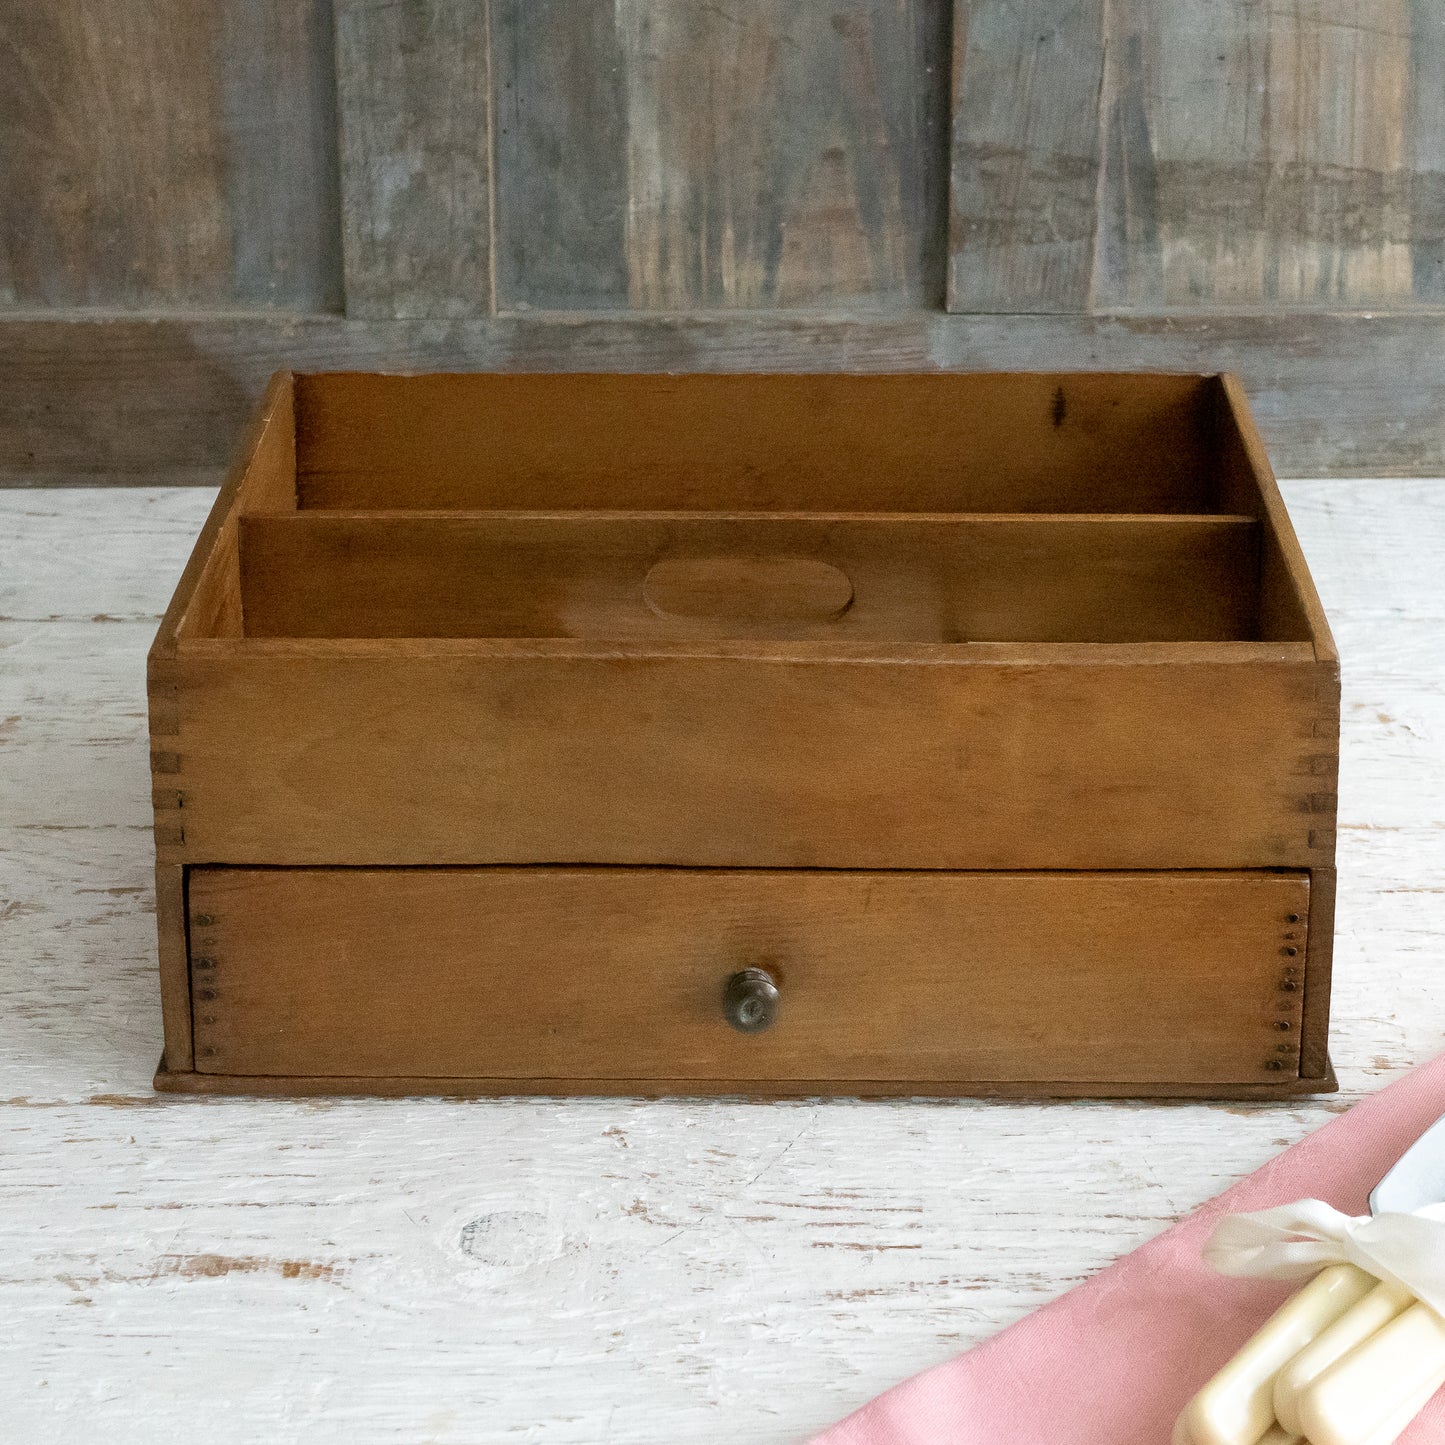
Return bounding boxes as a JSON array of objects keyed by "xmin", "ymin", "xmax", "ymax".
[{"xmin": 811, "ymin": 1056, "xmax": 1445, "ymax": 1445}]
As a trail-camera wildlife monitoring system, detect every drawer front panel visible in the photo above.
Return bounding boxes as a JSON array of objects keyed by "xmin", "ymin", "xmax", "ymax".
[{"xmin": 187, "ymin": 868, "xmax": 1308, "ymax": 1085}]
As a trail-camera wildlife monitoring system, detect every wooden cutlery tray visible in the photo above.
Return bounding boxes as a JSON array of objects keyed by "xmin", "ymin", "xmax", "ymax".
[{"xmin": 149, "ymin": 371, "xmax": 1338, "ymax": 1097}]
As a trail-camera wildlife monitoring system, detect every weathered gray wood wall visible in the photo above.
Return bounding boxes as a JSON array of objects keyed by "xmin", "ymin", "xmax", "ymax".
[
  {"xmin": 0, "ymin": 1, "xmax": 341, "ymax": 311},
  {"xmin": 950, "ymin": 0, "xmax": 1445, "ymax": 313},
  {"xmin": 2, "ymin": 0, "xmax": 1444, "ymax": 478}
]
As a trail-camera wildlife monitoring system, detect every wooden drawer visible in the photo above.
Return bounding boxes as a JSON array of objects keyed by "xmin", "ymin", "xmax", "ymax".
[{"xmin": 183, "ymin": 867, "xmax": 1309, "ymax": 1092}]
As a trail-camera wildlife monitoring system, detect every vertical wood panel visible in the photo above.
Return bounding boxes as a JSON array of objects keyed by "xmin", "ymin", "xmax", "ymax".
[
  {"xmin": 1269, "ymin": 0, "xmax": 1415, "ymax": 306},
  {"xmin": 949, "ymin": 0, "xmax": 1445, "ymax": 314},
  {"xmin": 222, "ymin": 1, "xmax": 343, "ymax": 311},
  {"xmin": 492, "ymin": 0, "xmax": 630, "ymax": 310},
  {"xmin": 0, "ymin": 3, "xmax": 228, "ymax": 309},
  {"xmin": 0, "ymin": 1, "xmax": 340, "ymax": 311},
  {"xmin": 1095, "ymin": 0, "xmax": 1431, "ymax": 309},
  {"xmin": 334, "ymin": 0, "xmax": 493, "ymax": 318},
  {"xmin": 1407, "ymin": 0, "xmax": 1445, "ymax": 302},
  {"xmin": 1090, "ymin": 3, "xmax": 1163, "ymax": 307},
  {"xmin": 618, "ymin": 0, "xmax": 949, "ymax": 309},
  {"xmin": 494, "ymin": 0, "xmax": 950, "ymax": 311},
  {"xmin": 947, "ymin": 0, "xmax": 1107, "ymax": 313}
]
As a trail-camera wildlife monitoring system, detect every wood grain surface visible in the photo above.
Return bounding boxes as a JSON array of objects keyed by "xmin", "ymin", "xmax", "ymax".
[
  {"xmin": 949, "ymin": 0, "xmax": 1107, "ymax": 312},
  {"xmin": 1219, "ymin": 372, "xmax": 1340, "ymax": 664},
  {"xmin": 1091, "ymin": 0, "xmax": 1445, "ymax": 311},
  {"xmin": 6, "ymin": 2, "xmax": 1442, "ymax": 321},
  {"xmin": 0, "ymin": 1, "xmax": 340, "ymax": 311},
  {"xmin": 489, "ymin": 0, "xmax": 630, "ymax": 309},
  {"xmin": 334, "ymin": 0, "xmax": 493, "ymax": 318},
  {"xmin": 235, "ymin": 511, "xmax": 1263, "ymax": 643},
  {"xmin": 951, "ymin": 0, "xmax": 1445, "ymax": 313},
  {"xmin": 642, "ymin": 554, "xmax": 857, "ymax": 626},
  {"xmin": 149, "ymin": 369, "xmax": 1331, "ymax": 1098},
  {"xmin": 289, "ymin": 370, "xmax": 1216, "ymax": 512},
  {"xmin": 493, "ymin": 0, "xmax": 950, "ymax": 310},
  {"xmin": 5, "ymin": 312, "xmax": 1445, "ymax": 485},
  {"xmin": 153, "ymin": 640, "xmax": 1327, "ymax": 871},
  {"xmin": 3, "ymin": 0, "xmax": 1444, "ymax": 497},
  {"xmin": 153, "ymin": 1069, "xmax": 1335, "ymax": 1101},
  {"xmin": 0, "ymin": 479, "xmax": 1442, "ymax": 1441},
  {"xmin": 187, "ymin": 867, "xmax": 1307, "ymax": 1084}
]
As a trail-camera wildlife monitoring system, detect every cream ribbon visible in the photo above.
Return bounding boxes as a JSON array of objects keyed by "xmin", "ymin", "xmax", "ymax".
[{"xmin": 1205, "ymin": 1199, "xmax": 1445, "ymax": 1316}]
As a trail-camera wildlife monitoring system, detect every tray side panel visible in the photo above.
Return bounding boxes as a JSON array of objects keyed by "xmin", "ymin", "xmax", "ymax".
[
  {"xmin": 1300, "ymin": 864, "xmax": 1336, "ymax": 1080},
  {"xmin": 154, "ymin": 862, "xmax": 192, "ymax": 1072},
  {"xmin": 1213, "ymin": 372, "xmax": 1339, "ymax": 661},
  {"xmin": 151, "ymin": 371, "xmax": 298, "ymax": 654},
  {"xmin": 150, "ymin": 369, "xmax": 299, "ymax": 1072}
]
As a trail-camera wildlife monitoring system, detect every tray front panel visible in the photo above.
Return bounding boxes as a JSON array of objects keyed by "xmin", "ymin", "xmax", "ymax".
[
  {"xmin": 159, "ymin": 647, "xmax": 1337, "ymax": 871},
  {"xmin": 186, "ymin": 867, "xmax": 1308, "ymax": 1086}
]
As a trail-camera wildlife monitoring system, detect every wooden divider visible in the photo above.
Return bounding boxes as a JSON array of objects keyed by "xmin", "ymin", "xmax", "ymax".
[{"xmin": 237, "ymin": 510, "xmax": 1264, "ymax": 642}]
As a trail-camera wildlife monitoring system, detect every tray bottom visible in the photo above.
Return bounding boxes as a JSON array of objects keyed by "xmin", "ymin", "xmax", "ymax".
[{"xmin": 154, "ymin": 1058, "xmax": 1337, "ymax": 1101}]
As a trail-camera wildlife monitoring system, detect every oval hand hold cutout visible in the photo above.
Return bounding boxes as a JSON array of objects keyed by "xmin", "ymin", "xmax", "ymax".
[{"xmin": 642, "ymin": 555, "xmax": 854, "ymax": 624}]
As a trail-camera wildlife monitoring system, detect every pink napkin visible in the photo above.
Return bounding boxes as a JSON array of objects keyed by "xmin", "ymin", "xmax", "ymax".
[{"xmin": 810, "ymin": 1055, "xmax": 1445, "ymax": 1445}]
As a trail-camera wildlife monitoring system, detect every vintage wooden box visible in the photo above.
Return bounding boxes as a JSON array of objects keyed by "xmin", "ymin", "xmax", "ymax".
[{"xmin": 149, "ymin": 371, "xmax": 1338, "ymax": 1098}]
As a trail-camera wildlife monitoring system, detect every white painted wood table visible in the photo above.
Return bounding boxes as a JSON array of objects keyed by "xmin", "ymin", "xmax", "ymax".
[{"xmin": 2, "ymin": 482, "xmax": 1443, "ymax": 1444}]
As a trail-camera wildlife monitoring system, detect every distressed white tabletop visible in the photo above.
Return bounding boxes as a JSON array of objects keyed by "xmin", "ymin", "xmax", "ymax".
[{"xmin": 1, "ymin": 482, "xmax": 1443, "ymax": 1444}]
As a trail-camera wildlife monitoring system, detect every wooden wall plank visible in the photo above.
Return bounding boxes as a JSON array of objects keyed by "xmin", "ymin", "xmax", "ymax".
[
  {"xmin": 1407, "ymin": 0, "xmax": 1445, "ymax": 302},
  {"xmin": 0, "ymin": 2, "xmax": 340, "ymax": 311},
  {"xmin": 0, "ymin": 3, "xmax": 228, "ymax": 309},
  {"xmin": 491, "ymin": 0, "xmax": 630, "ymax": 310},
  {"xmin": 951, "ymin": 0, "xmax": 1445, "ymax": 314},
  {"xmin": 1095, "ymin": 0, "xmax": 1434, "ymax": 310},
  {"xmin": 494, "ymin": 0, "xmax": 951, "ymax": 310},
  {"xmin": 4, "ymin": 312, "xmax": 1445, "ymax": 481},
  {"xmin": 333, "ymin": 0, "xmax": 493, "ymax": 318},
  {"xmin": 947, "ymin": 0, "xmax": 1107, "ymax": 312},
  {"xmin": 221, "ymin": 2, "xmax": 343, "ymax": 311},
  {"xmin": 1090, "ymin": 0, "xmax": 1163, "ymax": 308},
  {"xmin": 618, "ymin": 0, "xmax": 950, "ymax": 309}
]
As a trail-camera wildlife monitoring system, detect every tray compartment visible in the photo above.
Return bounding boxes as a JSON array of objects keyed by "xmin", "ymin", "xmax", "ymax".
[{"xmin": 187, "ymin": 866, "xmax": 1309, "ymax": 1086}]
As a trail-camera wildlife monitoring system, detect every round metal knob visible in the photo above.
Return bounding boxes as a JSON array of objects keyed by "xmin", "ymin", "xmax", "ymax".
[{"xmin": 724, "ymin": 968, "xmax": 779, "ymax": 1033}]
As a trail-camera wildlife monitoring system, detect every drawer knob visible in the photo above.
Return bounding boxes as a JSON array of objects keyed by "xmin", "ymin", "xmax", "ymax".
[{"xmin": 724, "ymin": 968, "xmax": 779, "ymax": 1033}]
